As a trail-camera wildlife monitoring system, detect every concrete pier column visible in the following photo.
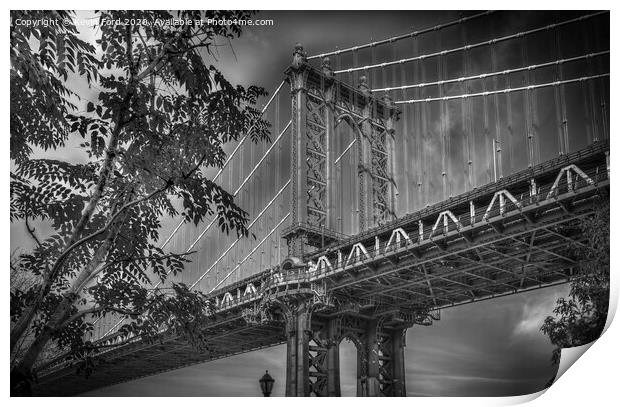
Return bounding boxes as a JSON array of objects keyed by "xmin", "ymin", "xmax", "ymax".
[
  {"xmin": 326, "ymin": 319, "xmax": 341, "ymax": 396},
  {"xmin": 391, "ymin": 328, "xmax": 407, "ymax": 397},
  {"xmin": 294, "ymin": 305, "xmax": 311, "ymax": 396},
  {"xmin": 356, "ymin": 347, "xmax": 365, "ymax": 396},
  {"xmin": 356, "ymin": 322, "xmax": 409, "ymax": 397},
  {"xmin": 285, "ymin": 321, "xmax": 297, "ymax": 396},
  {"xmin": 356, "ymin": 319, "xmax": 380, "ymax": 396},
  {"xmin": 284, "ymin": 301, "xmax": 312, "ymax": 397},
  {"xmin": 365, "ymin": 320, "xmax": 381, "ymax": 396}
]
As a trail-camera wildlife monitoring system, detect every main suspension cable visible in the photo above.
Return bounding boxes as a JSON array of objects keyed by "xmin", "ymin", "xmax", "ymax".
[
  {"xmin": 308, "ymin": 11, "xmax": 495, "ymax": 60},
  {"xmin": 97, "ymin": 119, "xmax": 292, "ymax": 338},
  {"xmin": 158, "ymin": 80, "xmax": 286, "ymax": 250},
  {"xmin": 393, "ymin": 73, "xmax": 609, "ymax": 104},
  {"xmin": 209, "ymin": 212, "xmax": 291, "ymax": 293},
  {"xmin": 371, "ymin": 50, "xmax": 609, "ymax": 92},
  {"xmin": 334, "ymin": 11, "xmax": 607, "ymax": 75},
  {"xmin": 189, "ymin": 180, "xmax": 291, "ymax": 290}
]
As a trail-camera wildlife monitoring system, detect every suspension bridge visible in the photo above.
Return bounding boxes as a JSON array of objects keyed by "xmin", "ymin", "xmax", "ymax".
[{"xmin": 32, "ymin": 11, "xmax": 610, "ymax": 396}]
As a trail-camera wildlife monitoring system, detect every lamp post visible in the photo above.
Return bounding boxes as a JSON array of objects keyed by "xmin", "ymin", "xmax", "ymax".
[{"xmin": 259, "ymin": 370, "xmax": 275, "ymax": 397}]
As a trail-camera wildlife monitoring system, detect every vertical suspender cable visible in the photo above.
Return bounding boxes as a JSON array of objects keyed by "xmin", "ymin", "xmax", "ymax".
[
  {"xmin": 438, "ymin": 32, "xmax": 447, "ymax": 200},
  {"xmin": 483, "ymin": 65, "xmax": 491, "ymax": 182},
  {"xmin": 461, "ymin": 22, "xmax": 473, "ymax": 191},
  {"xmin": 580, "ymin": 22, "xmax": 593, "ymax": 144},
  {"xmin": 491, "ymin": 36, "xmax": 502, "ymax": 180},
  {"xmin": 552, "ymin": 29, "xmax": 565, "ymax": 155},
  {"xmin": 556, "ymin": 29, "xmax": 569, "ymax": 154},
  {"xmin": 443, "ymin": 38, "xmax": 451, "ymax": 198},
  {"xmin": 506, "ymin": 57, "xmax": 514, "ymax": 175},
  {"xmin": 582, "ymin": 22, "xmax": 598, "ymax": 143},
  {"xmin": 595, "ymin": 22, "xmax": 609, "ymax": 141},
  {"xmin": 420, "ymin": 48, "xmax": 428, "ymax": 207},
  {"xmin": 532, "ymin": 65, "xmax": 541, "ymax": 166},
  {"xmin": 467, "ymin": 42, "xmax": 475, "ymax": 189},
  {"xmin": 412, "ymin": 35, "xmax": 422, "ymax": 210},
  {"xmin": 401, "ymin": 40, "xmax": 410, "ymax": 212},
  {"xmin": 521, "ymin": 36, "xmax": 534, "ymax": 168}
]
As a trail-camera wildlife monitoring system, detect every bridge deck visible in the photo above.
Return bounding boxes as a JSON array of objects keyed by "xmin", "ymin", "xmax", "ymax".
[{"xmin": 33, "ymin": 141, "xmax": 609, "ymax": 396}]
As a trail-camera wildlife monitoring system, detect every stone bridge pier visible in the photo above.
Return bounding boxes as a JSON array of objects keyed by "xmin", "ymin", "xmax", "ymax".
[{"xmin": 281, "ymin": 299, "xmax": 410, "ymax": 397}]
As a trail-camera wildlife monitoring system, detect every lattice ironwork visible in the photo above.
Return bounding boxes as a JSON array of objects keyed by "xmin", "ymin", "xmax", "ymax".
[
  {"xmin": 377, "ymin": 332, "xmax": 395, "ymax": 396},
  {"xmin": 308, "ymin": 330, "xmax": 329, "ymax": 396},
  {"xmin": 368, "ymin": 125, "xmax": 394, "ymax": 225},
  {"xmin": 305, "ymin": 91, "xmax": 328, "ymax": 228}
]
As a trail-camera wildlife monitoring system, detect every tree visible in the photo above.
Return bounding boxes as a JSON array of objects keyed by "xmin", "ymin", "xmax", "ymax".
[
  {"xmin": 10, "ymin": 10, "xmax": 270, "ymax": 395},
  {"xmin": 541, "ymin": 200, "xmax": 610, "ymax": 376}
]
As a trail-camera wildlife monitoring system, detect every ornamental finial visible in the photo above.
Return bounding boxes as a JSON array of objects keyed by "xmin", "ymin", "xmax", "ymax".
[
  {"xmin": 322, "ymin": 57, "xmax": 334, "ymax": 80},
  {"xmin": 291, "ymin": 42, "xmax": 307, "ymax": 69},
  {"xmin": 358, "ymin": 75, "xmax": 371, "ymax": 98}
]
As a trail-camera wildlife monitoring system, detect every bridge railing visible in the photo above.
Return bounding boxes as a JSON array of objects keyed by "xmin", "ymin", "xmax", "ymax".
[
  {"xmin": 211, "ymin": 151, "xmax": 608, "ymax": 313},
  {"xmin": 306, "ymin": 141, "xmax": 609, "ymax": 256},
  {"xmin": 301, "ymin": 161, "xmax": 608, "ymax": 272}
]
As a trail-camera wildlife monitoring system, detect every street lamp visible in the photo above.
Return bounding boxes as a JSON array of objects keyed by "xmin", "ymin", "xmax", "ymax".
[{"xmin": 259, "ymin": 370, "xmax": 275, "ymax": 397}]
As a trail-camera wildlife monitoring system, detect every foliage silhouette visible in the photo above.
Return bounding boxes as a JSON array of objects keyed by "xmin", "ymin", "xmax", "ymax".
[
  {"xmin": 541, "ymin": 200, "xmax": 610, "ymax": 385},
  {"xmin": 10, "ymin": 10, "xmax": 270, "ymax": 395}
]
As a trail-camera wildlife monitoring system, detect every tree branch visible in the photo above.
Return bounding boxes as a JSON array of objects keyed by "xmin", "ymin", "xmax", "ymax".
[
  {"xmin": 24, "ymin": 216, "xmax": 42, "ymax": 248},
  {"xmin": 78, "ymin": 251, "xmax": 195, "ymax": 292},
  {"xmin": 60, "ymin": 306, "xmax": 141, "ymax": 329},
  {"xmin": 49, "ymin": 184, "xmax": 169, "ymax": 282},
  {"xmin": 10, "ymin": 180, "xmax": 164, "ymax": 354}
]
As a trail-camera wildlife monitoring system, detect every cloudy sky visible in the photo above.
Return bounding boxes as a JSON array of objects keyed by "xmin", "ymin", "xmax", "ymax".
[{"xmin": 72, "ymin": 10, "xmax": 590, "ymax": 397}]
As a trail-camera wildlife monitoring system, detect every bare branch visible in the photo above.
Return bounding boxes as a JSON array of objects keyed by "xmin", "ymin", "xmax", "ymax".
[
  {"xmin": 60, "ymin": 306, "xmax": 141, "ymax": 329},
  {"xmin": 24, "ymin": 216, "xmax": 42, "ymax": 248}
]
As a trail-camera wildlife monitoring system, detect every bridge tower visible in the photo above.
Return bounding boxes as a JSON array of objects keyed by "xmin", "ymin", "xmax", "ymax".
[
  {"xmin": 280, "ymin": 44, "xmax": 406, "ymax": 396},
  {"xmin": 282, "ymin": 43, "xmax": 399, "ymax": 258}
]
